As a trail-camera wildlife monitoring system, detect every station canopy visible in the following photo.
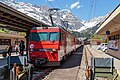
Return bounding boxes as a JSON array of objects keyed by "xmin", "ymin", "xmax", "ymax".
[
  {"xmin": 96, "ymin": 4, "xmax": 120, "ymax": 35},
  {"xmin": 0, "ymin": 2, "xmax": 49, "ymax": 32}
]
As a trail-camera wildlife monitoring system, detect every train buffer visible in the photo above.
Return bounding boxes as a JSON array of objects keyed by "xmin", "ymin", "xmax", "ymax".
[{"xmin": 90, "ymin": 57, "xmax": 118, "ymax": 80}]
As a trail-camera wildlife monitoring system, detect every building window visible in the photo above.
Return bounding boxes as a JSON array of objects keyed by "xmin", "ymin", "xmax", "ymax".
[
  {"xmin": 109, "ymin": 34, "xmax": 119, "ymax": 40},
  {"xmin": 0, "ymin": 39, "xmax": 11, "ymax": 45},
  {"xmin": 115, "ymin": 34, "xmax": 119, "ymax": 39}
]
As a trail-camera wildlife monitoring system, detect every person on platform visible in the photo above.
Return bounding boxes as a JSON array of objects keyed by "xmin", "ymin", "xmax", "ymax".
[
  {"xmin": 19, "ymin": 40, "xmax": 25, "ymax": 56},
  {"xmin": 86, "ymin": 66, "xmax": 90, "ymax": 80},
  {"xmin": 6, "ymin": 43, "xmax": 12, "ymax": 56},
  {"xmin": 15, "ymin": 43, "xmax": 19, "ymax": 55}
]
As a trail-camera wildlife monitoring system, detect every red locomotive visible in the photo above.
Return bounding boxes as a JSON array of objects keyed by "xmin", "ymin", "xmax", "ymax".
[{"xmin": 29, "ymin": 27, "xmax": 77, "ymax": 66}]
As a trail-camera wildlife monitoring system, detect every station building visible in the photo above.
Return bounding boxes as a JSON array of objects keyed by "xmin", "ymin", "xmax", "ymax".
[
  {"xmin": 96, "ymin": 4, "xmax": 120, "ymax": 59},
  {"xmin": 0, "ymin": 32, "xmax": 25, "ymax": 50}
]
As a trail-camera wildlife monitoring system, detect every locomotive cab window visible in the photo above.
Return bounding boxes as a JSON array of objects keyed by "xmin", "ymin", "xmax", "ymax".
[
  {"xmin": 39, "ymin": 32, "xmax": 48, "ymax": 41},
  {"xmin": 30, "ymin": 32, "xmax": 48, "ymax": 41},
  {"xmin": 49, "ymin": 32, "xmax": 59, "ymax": 41}
]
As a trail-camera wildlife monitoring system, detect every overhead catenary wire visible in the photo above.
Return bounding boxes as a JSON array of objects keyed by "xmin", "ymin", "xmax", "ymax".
[
  {"xmin": 88, "ymin": 0, "xmax": 94, "ymax": 19},
  {"xmin": 87, "ymin": 0, "xmax": 97, "ymax": 45},
  {"xmin": 93, "ymin": 0, "xmax": 97, "ymax": 17},
  {"xmin": 47, "ymin": 0, "xmax": 54, "ymax": 8},
  {"xmin": 56, "ymin": 0, "xmax": 62, "ymax": 9},
  {"xmin": 88, "ymin": 0, "xmax": 97, "ymax": 19}
]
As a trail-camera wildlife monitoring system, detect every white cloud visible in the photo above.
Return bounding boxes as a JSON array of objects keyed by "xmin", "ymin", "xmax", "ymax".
[
  {"xmin": 70, "ymin": 1, "xmax": 79, "ymax": 9},
  {"xmin": 77, "ymin": 6, "xmax": 80, "ymax": 9},
  {"xmin": 48, "ymin": 0, "xmax": 54, "ymax": 2},
  {"xmin": 77, "ymin": 5, "xmax": 83, "ymax": 9}
]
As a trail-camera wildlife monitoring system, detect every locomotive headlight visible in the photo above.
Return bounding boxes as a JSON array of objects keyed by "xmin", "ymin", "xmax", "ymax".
[
  {"xmin": 30, "ymin": 44, "xmax": 34, "ymax": 48},
  {"xmin": 30, "ymin": 48, "xmax": 33, "ymax": 52},
  {"xmin": 30, "ymin": 44, "xmax": 34, "ymax": 52},
  {"xmin": 53, "ymin": 49, "xmax": 57, "ymax": 51}
]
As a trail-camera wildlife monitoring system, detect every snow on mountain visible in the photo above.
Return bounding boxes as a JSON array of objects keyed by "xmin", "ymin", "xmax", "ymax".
[
  {"xmin": 59, "ymin": 9, "xmax": 84, "ymax": 29},
  {"xmin": 0, "ymin": 0, "xmax": 52, "ymax": 25},
  {"xmin": 0, "ymin": 0, "xmax": 84, "ymax": 30},
  {"xmin": 75, "ymin": 14, "xmax": 109, "ymax": 32},
  {"xmin": 0, "ymin": 0, "xmax": 109, "ymax": 32}
]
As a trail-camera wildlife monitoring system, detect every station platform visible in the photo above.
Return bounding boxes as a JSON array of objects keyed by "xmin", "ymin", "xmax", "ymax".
[
  {"xmin": 0, "ymin": 51, "xmax": 26, "ymax": 58},
  {"xmin": 86, "ymin": 45, "xmax": 120, "ymax": 77}
]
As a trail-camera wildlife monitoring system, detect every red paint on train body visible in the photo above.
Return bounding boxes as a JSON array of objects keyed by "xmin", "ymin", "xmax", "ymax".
[{"xmin": 29, "ymin": 27, "xmax": 76, "ymax": 66}]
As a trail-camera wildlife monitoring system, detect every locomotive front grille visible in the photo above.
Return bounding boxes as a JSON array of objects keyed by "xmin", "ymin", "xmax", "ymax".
[
  {"xmin": 39, "ymin": 49, "xmax": 52, "ymax": 52},
  {"xmin": 35, "ymin": 58, "xmax": 47, "ymax": 64}
]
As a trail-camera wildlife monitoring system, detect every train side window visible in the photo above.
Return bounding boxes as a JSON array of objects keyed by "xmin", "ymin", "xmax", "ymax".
[
  {"xmin": 59, "ymin": 32, "xmax": 61, "ymax": 41},
  {"xmin": 61, "ymin": 32, "xmax": 64, "ymax": 41}
]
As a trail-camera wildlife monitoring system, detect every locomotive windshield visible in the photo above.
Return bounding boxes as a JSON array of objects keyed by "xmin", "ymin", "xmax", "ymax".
[
  {"xmin": 30, "ymin": 32, "xmax": 59, "ymax": 41},
  {"xmin": 49, "ymin": 32, "xmax": 58, "ymax": 41},
  {"xmin": 30, "ymin": 32, "xmax": 48, "ymax": 41}
]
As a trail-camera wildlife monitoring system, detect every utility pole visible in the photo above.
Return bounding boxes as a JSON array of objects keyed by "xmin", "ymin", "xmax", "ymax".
[{"xmin": 90, "ymin": 27, "xmax": 92, "ymax": 47}]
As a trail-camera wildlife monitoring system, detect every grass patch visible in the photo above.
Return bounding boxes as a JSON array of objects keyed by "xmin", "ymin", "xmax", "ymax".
[{"xmin": 0, "ymin": 29, "xmax": 6, "ymax": 33}]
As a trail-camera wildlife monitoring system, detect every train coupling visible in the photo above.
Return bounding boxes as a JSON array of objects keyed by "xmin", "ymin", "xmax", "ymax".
[{"xmin": 35, "ymin": 58, "xmax": 47, "ymax": 64}]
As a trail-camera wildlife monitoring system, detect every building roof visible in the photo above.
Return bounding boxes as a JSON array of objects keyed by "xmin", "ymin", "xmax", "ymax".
[
  {"xmin": 96, "ymin": 4, "xmax": 120, "ymax": 35},
  {"xmin": 0, "ymin": 32, "xmax": 24, "ymax": 38},
  {"xmin": 0, "ymin": 2, "xmax": 49, "ymax": 32}
]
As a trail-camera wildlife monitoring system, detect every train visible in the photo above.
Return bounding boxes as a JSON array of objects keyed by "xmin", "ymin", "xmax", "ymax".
[{"xmin": 28, "ymin": 27, "xmax": 81, "ymax": 66}]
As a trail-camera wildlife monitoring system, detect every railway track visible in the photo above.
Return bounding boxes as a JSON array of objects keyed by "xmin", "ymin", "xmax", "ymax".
[
  {"xmin": 33, "ymin": 67, "xmax": 53, "ymax": 80},
  {"xmin": 18, "ymin": 65, "xmax": 54, "ymax": 80}
]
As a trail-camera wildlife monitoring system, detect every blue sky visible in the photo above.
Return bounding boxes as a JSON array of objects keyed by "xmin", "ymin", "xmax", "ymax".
[{"xmin": 16, "ymin": 0, "xmax": 120, "ymax": 20}]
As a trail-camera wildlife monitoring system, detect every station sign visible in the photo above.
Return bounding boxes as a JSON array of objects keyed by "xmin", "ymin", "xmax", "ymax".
[{"xmin": 106, "ymin": 31, "xmax": 110, "ymax": 35}]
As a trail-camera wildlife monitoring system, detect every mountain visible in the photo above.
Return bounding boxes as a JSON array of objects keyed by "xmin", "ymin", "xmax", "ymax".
[
  {"xmin": 59, "ymin": 9, "xmax": 84, "ymax": 29},
  {"xmin": 0, "ymin": 0, "xmax": 110, "ymax": 39},
  {"xmin": 77, "ymin": 14, "xmax": 109, "ymax": 38},
  {"xmin": 74, "ymin": 14, "xmax": 109, "ymax": 32},
  {"xmin": 0, "ymin": 0, "xmax": 84, "ymax": 30}
]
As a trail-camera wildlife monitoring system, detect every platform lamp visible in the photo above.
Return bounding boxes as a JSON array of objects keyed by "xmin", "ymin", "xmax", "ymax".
[
  {"xmin": 106, "ymin": 30, "xmax": 110, "ymax": 35},
  {"xmin": 48, "ymin": 8, "xmax": 60, "ymax": 27}
]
